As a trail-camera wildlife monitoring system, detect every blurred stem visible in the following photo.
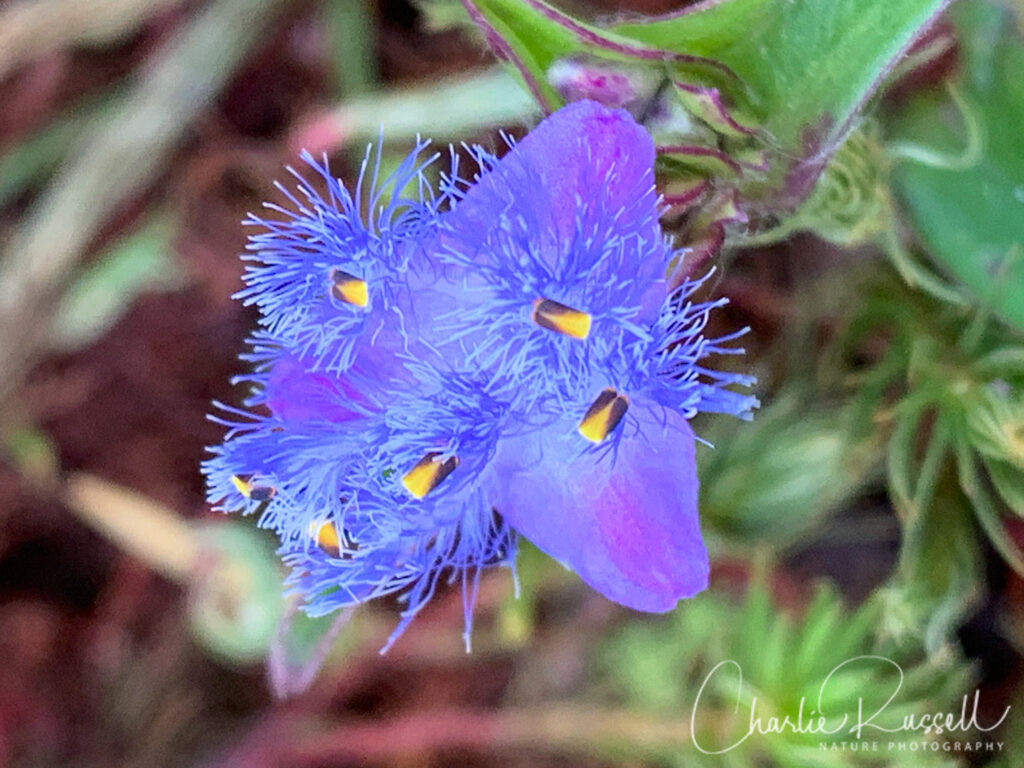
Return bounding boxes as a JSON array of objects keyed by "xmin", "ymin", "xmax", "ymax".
[
  {"xmin": 887, "ymin": 84, "xmax": 984, "ymax": 171},
  {"xmin": 910, "ymin": 414, "xmax": 950, "ymax": 514},
  {"xmin": 0, "ymin": 90, "xmax": 123, "ymax": 208},
  {"xmin": 325, "ymin": 0, "xmax": 377, "ymax": 98},
  {"xmin": 300, "ymin": 68, "xmax": 537, "ymax": 150},
  {"xmin": 65, "ymin": 473, "xmax": 198, "ymax": 582},
  {"xmin": 882, "ymin": 226, "xmax": 966, "ymax": 306},
  {"xmin": 0, "ymin": 0, "xmax": 290, "ymax": 407},
  {"xmin": 0, "ymin": 0, "xmax": 184, "ymax": 81},
  {"xmin": 288, "ymin": 706, "xmax": 691, "ymax": 765}
]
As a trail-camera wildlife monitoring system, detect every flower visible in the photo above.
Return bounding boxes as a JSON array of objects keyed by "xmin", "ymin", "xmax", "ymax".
[{"xmin": 204, "ymin": 100, "xmax": 757, "ymax": 650}]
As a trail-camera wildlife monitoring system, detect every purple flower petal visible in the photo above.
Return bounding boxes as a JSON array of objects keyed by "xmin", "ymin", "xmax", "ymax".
[
  {"xmin": 482, "ymin": 395, "xmax": 708, "ymax": 611},
  {"xmin": 410, "ymin": 100, "xmax": 673, "ymax": 397},
  {"xmin": 454, "ymin": 99, "xmax": 659, "ymax": 241}
]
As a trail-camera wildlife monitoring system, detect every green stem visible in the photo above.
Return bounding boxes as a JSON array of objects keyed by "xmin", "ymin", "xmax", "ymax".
[
  {"xmin": 321, "ymin": 68, "xmax": 538, "ymax": 148},
  {"xmin": 887, "ymin": 83, "xmax": 984, "ymax": 172},
  {"xmin": 325, "ymin": 0, "xmax": 377, "ymax": 98}
]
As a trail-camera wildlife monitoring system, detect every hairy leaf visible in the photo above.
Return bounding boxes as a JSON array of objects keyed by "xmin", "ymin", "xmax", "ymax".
[{"xmin": 889, "ymin": 1, "xmax": 1024, "ymax": 329}]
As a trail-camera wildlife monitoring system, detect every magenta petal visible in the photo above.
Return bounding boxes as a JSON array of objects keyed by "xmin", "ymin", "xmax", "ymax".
[
  {"xmin": 482, "ymin": 397, "xmax": 708, "ymax": 611},
  {"xmin": 265, "ymin": 355, "xmax": 372, "ymax": 423},
  {"xmin": 264, "ymin": 314, "xmax": 416, "ymax": 423}
]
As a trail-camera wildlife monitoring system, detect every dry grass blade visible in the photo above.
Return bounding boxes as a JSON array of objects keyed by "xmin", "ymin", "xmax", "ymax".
[
  {"xmin": 0, "ymin": 0, "xmax": 290, "ymax": 406},
  {"xmin": 0, "ymin": 0, "xmax": 184, "ymax": 81},
  {"xmin": 65, "ymin": 472, "xmax": 198, "ymax": 581}
]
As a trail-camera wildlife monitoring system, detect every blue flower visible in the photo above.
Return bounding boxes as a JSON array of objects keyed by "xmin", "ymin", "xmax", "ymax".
[
  {"xmin": 237, "ymin": 141, "xmax": 444, "ymax": 372},
  {"xmin": 204, "ymin": 100, "xmax": 757, "ymax": 649}
]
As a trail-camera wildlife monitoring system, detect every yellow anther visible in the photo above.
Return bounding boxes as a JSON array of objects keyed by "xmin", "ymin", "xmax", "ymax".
[
  {"xmin": 578, "ymin": 388, "xmax": 630, "ymax": 443},
  {"xmin": 312, "ymin": 520, "xmax": 341, "ymax": 558},
  {"xmin": 231, "ymin": 474, "xmax": 275, "ymax": 502},
  {"xmin": 401, "ymin": 453, "xmax": 459, "ymax": 499},
  {"xmin": 531, "ymin": 298, "xmax": 591, "ymax": 339},
  {"xmin": 231, "ymin": 474, "xmax": 251, "ymax": 496},
  {"xmin": 330, "ymin": 269, "xmax": 369, "ymax": 307}
]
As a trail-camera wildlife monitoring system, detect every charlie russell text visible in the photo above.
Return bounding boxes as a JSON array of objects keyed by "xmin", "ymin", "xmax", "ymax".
[{"xmin": 690, "ymin": 656, "xmax": 1011, "ymax": 755}]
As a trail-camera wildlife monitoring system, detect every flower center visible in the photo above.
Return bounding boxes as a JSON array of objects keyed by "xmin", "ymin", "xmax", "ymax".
[
  {"xmin": 330, "ymin": 269, "xmax": 369, "ymax": 307},
  {"xmin": 578, "ymin": 388, "xmax": 629, "ymax": 442},
  {"xmin": 402, "ymin": 452, "xmax": 459, "ymax": 498},
  {"xmin": 531, "ymin": 298, "xmax": 591, "ymax": 339}
]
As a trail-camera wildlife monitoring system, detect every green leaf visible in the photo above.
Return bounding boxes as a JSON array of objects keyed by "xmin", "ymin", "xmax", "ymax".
[
  {"xmin": 889, "ymin": 1, "xmax": 1024, "ymax": 330},
  {"xmin": 885, "ymin": 470, "xmax": 982, "ymax": 653},
  {"xmin": 3, "ymin": 424, "xmax": 59, "ymax": 488},
  {"xmin": 188, "ymin": 523, "xmax": 285, "ymax": 663},
  {"xmin": 324, "ymin": 0, "xmax": 377, "ymax": 97},
  {"xmin": 697, "ymin": 394, "xmax": 872, "ymax": 549},
  {"xmin": 332, "ymin": 68, "xmax": 537, "ymax": 147},
  {"xmin": 466, "ymin": 0, "xmax": 951, "ymax": 218},
  {"xmin": 614, "ymin": 0, "xmax": 950, "ymax": 153},
  {"xmin": 964, "ymin": 381, "xmax": 1024, "ymax": 468},
  {"xmin": 954, "ymin": 437, "xmax": 1024, "ymax": 575},
  {"xmin": 986, "ymin": 456, "xmax": 1024, "ymax": 515},
  {"xmin": 462, "ymin": 0, "xmax": 742, "ymax": 112}
]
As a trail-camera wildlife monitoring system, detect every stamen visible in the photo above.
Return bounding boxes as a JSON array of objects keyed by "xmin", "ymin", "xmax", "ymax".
[
  {"xmin": 578, "ymin": 388, "xmax": 629, "ymax": 442},
  {"xmin": 401, "ymin": 452, "xmax": 459, "ymax": 499},
  {"xmin": 330, "ymin": 269, "xmax": 369, "ymax": 307},
  {"xmin": 531, "ymin": 298, "xmax": 591, "ymax": 339},
  {"xmin": 231, "ymin": 474, "xmax": 276, "ymax": 501}
]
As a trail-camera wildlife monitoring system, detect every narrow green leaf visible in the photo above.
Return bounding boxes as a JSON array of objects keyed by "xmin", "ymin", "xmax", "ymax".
[
  {"xmin": 910, "ymin": 413, "xmax": 951, "ymax": 513},
  {"xmin": 956, "ymin": 445, "xmax": 1024, "ymax": 574},
  {"xmin": 985, "ymin": 456, "xmax": 1024, "ymax": 516},
  {"xmin": 792, "ymin": 584, "xmax": 841, "ymax": 677},
  {"xmin": 887, "ymin": 398, "xmax": 927, "ymax": 520}
]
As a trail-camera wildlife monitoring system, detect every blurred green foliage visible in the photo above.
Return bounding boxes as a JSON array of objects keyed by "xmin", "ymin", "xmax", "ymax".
[
  {"xmin": 889, "ymin": 1, "xmax": 1024, "ymax": 330},
  {"xmin": 53, "ymin": 215, "xmax": 183, "ymax": 350},
  {"xmin": 598, "ymin": 575, "xmax": 971, "ymax": 767},
  {"xmin": 188, "ymin": 523, "xmax": 284, "ymax": 663},
  {"xmin": 6, "ymin": 1, "xmax": 1020, "ymax": 763},
  {"xmin": 697, "ymin": 393, "xmax": 876, "ymax": 551},
  {"xmin": 834, "ymin": 272, "xmax": 1024, "ymax": 649}
]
